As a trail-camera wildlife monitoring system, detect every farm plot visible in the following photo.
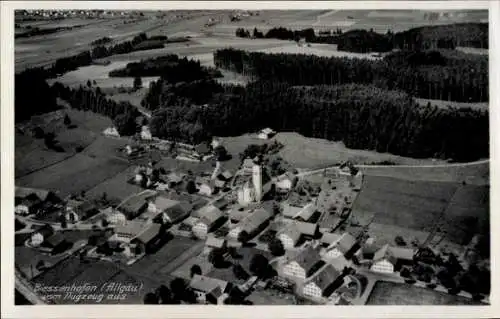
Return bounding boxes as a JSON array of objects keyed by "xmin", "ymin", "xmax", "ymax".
[
  {"xmin": 441, "ymin": 184, "xmax": 489, "ymax": 245},
  {"xmin": 85, "ymin": 166, "xmax": 143, "ymax": 203},
  {"xmin": 126, "ymin": 237, "xmax": 203, "ymax": 281},
  {"xmin": 366, "ymin": 281, "xmax": 481, "ymax": 305},
  {"xmin": 16, "ymin": 153, "xmax": 130, "ymax": 198},
  {"xmin": 15, "ymin": 142, "xmax": 73, "ymax": 178},
  {"xmin": 361, "ymin": 162, "xmax": 490, "ymax": 186},
  {"xmin": 351, "ymin": 175, "xmax": 459, "ymax": 232}
]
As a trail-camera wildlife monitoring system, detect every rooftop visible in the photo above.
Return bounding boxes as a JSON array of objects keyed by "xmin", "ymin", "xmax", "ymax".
[
  {"xmin": 189, "ymin": 274, "xmax": 228, "ymax": 294},
  {"xmin": 309, "ymin": 264, "xmax": 341, "ymax": 291}
]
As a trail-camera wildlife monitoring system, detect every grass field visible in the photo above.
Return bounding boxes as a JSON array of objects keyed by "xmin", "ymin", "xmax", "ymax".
[
  {"xmin": 85, "ymin": 166, "xmax": 143, "ymax": 203},
  {"xmin": 352, "ymin": 175, "xmax": 458, "ymax": 232},
  {"xmin": 16, "ymin": 153, "xmax": 130, "ymax": 198},
  {"xmin": 366, "ymin": 281, "xmax": 480, "ymax": 305},
  {"xmin": 361, "ymin": 162, "xmax": 489, "ymax": 186}
]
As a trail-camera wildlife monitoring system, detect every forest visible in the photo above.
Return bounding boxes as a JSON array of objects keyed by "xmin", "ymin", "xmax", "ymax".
[
  {"xmin": 236, "ymin": 23, "xmax": 487, "ymax": 53},
  {"xmin": 108, "ymin": 54, "xmax": 222, "ymax": 80},
  {"xmin": 145, "ymin": 78, "xmax": 488, "ymax": 161},
  {"xmin": 213, "ymin": 48, "xmax": 488, "ymax": 102}
]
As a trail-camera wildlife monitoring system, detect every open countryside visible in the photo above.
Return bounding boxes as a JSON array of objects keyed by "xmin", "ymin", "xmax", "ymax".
[{"xmin": 14, "ymin": 8, "xmax": 489, "ymax": 307}]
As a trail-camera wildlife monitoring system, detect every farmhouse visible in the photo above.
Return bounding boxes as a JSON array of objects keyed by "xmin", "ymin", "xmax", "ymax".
[
  {"xmin": 283, "ymin": 246, "xmax": 324, "ymax": 281},
  {"xmin": 103, "ymin": 127, "xmax": 120, "ymax": 137},
  {"xmin": 119, "ymin": 196, "xmax": 148, "ymax": 220},
  {"xmin": 218, "ymin": 170, "xmax": 233, "ymax": 182},
  {"xmin": 189, "ymin": 274, "xmax": 231, "ymax": 304},
  {"xmin": 320, "ymin": 232, "xmax": 343, "ymax": 248},
  {"xmin": 370, "ymin": 244, "xmax": 416, "ymax": 273},
  {"xmin": 205, "ymin": 236, "xmax": 227, "ymax": 250},
  {"xmin": 65, "ymin": 200, "xmax": 99, "ymax": 222},
  {"xmin": 228, "ymin": 208, "xmax": 273, "ymax": 241},
  {"xmin": 30, "ymin": 224, "xmax": 55, "ymax": 247},
  {"xmin": 302, "ymin": 264, "xmax": 343, "ymax": 299},
  {"xmin": 282, "ymin": 202, "xmax": 312, "ymax": 219},
  {"xmin": 278, "ymin": 225, "xmax": 302, "ymax": 249},
  {"xmin": 15, "ymin": 187, "xmax": 60, "ymax": 216},
  {"xmin": 192, "ymin": 205, "xmax": 225, "ymax": 238},
  {"xmin": 41, "ymin": 233, "xmax": 71, "ymax": 255},
  {"xmin": 322, "ymin": 233, "xmax": 358, "ymax": 260},
  {"xmin": 113, "ymin": 220, "xmax": 161, "ymax": 248},
  {"xmin": 161, "ymin": 201, "xmax": 193, "ymax": 224},
  {"xmin": 105, "ymin": 208, "xmax": 127, "ymax": 226},
  {"xmin": 131, "ymin": 223, "xmax": 162, "ymax": 254},
  {"xmin": 257, "ymin": 128, "xmax": 276, "ymax": 140},
  {"xmin": 275, "ymin": 172, "xmax": 297, "ymax": 193}
]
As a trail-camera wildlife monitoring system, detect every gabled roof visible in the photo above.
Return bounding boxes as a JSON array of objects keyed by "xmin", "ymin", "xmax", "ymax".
[
  {"xmin": 120, "ymin": 197, "xmax": 147, "ymax": 213},
  {"xmin": 293, "ymin": 221, "xmax": 318, "ymax": 236},
  {"xmin": 115, "ymin": 220, "xmax": 148, "ymax": 238},
  {"xmin": 220, "ymin": 170, "xmax": 233, "ymax": 180},
  {"xmin": 212, "ymin": 197, "xmax": 229, "ymax": 210},
  {"xmin": 320, "ymin": 232, "xmax": 343, "ymax": 246},
  {"xmin": 373, "ymin": 244, "xmax": 397, "ymax": 265},
  {"xmin": 44, "ymin": 233, "xmax": 66, "ymax": 247},
  {"xmin": 309, "ymin": 264, "xmax": 341, "ymax": 291},
  {"xmin": 330, "ymin": 233, "xmax": 357, "ymax": 254},
  {"xmin": 15, "ymin": 187, "xmax": 52, "ymax": 201},
  {"xmin": 282, "ymin": 203, "xmax": 303, "ymax": 218},
  {"xmin": 389, "ymin": 246, "xmax": 415, "ymax": 261},
  {"xmin": 190, "ymin": 274, "xmax": 228, "ymax": 294},
  {"xmin": 167, "ymin": 172, "xmax": 185, "ymax": 184},
  {"xmin": 295, "ymin": 203, "xmax": 316, "ymax": 221},
  {"xmin": 206, "ymin": 236, "xmax": 225, "ymax": 248},
  {"xmin": 229, "ymin": 207, "xmax": 250, "ymax": 222},
  {"xmin": 278, "ymin": 225, "xmax": 302, "ymax": 244},
  {"xmin": 260, "ymin": 128, "xmax": 275, "ymax": 135},
  {"xmin": 152, "ymin": 196, "xmax": 180, "ymax": 212},
  {"xmin": 194, "ymin": 143, "xmax": 211, "ymax": 154},
  {"xmin": 239, "ymin": 208, "xmax": 273, "ymax": 233},
  {"xmin": 243, "ymin": 158, "xmax": 254, "ymax": 169},
  {"xmin": 195, "ymin": 205, "xmax": 223, "ymax": 225},
  {"xmin": 134, "ymin": 223, "xmax": 161, "ymax": 244},
  {"xmin": 214, "ymin": 179, "xmax": 226, "ymax": 188},
  {"xmin": 165, "ymin": 201, "xmax": 192, "ymax": 223},
  {"xmin": 291, "ymin": 246, "xmax": 322, "ymax": 274}
]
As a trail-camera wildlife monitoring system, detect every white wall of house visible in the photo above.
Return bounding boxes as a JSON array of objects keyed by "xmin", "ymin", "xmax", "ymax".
[
  {"xmin": 193, "ymin": 222, "xmax": 209, "ymax": 239},
  {"xmin": 303, "ymin": 282, "xmax": 322, "ymax": 298},
  {"xmin": 276, "ymin": 179, "xmax": 292, "ymax": 191},
  {"xmin": 15, "ymin": 205, "xmax": 30, "ymax": 216},
  {"xmin": 324, "ymin": 248, "xmax": 343, "ymax": 259},
  {"xmin": 283, "ymin": 261, "xmax": 306, "ymax": 280},
  {"xmin": 370, "ymin": 259, "xmax": 394, "ymax": 273},
  {"xmin": 279, "ymin": 233, "xmax": 296, "ymax": 249},
  {"xmin": 229, "ymin": 227, "xmax": 241, "ymax": 239},
  {"xmin": 199, "ymin": 184, "xmax": 213, "ymax": 196}
]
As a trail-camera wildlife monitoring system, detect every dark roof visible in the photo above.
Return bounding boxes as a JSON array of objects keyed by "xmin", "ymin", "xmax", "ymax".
[
  {"xmin": 189, "ymin": 274, "xmax": 228, "ymax": 294},
  {"xmin": 36, "ymin": 224, "xmax": 55, "ymax": 238},
  {"xmin": 153, "ymin": 196, "xmax": 180, "ymax": 212},
  {"xmin": 292, "ymin": 246, "xmax": 322, "ymax": 274},
  {"xmin": 44, "ymin": 233, "xmax": 66, "ymax": 247},
  {"xmin": 165, "ymin": 201, "xmax": 192, "ymax": 223},
  {"xmin": 389, "ymin": 246, "xmax": 415, "ymax": 261},
  {"xmin": 195, "ymin": 205, "xmax": 223, "ymax": 226},
  {"xmin": 310, "ymin": 264, "xmax": 341, "ymax": 291},
  {"xmin": 373, "ymin": 244, "xmax": 397, "ymax": 264},
  {"xmin": 212, "ymin": 197, "xmax": 229, "ymax": 210},
  {"xmin": 135, "ymin": 223, "xmax": 161, "ymax": 244},
  {"xmin": 120, "ymin": 197, "xmax": 147, "ymax": 213},
  {"xmin": 115, "ymin": 221, "xmax": 148, "ymax": 237},
  {"xmin": 240, "ymin": 208, "xmax": 272, "ymax": 233},
  {"xmin": 293, "ymin": 221, "xmax": 318, "ymax": 236}
]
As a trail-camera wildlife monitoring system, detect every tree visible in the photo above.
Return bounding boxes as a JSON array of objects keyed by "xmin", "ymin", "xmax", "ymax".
[
  {"xmin": 395, "ymin": 236, "xmax": 407, "ymax": 246},
  {"xmin": 190, "ymin": 264, "xmax": 202, "ymax": 278},
  {"xmin": 208, "ymin": 248, "xmax": 225, "ymax": 267},
  {"xmin": 186, "ymin": 180, "xmax": 197, "ymax": 194},
  {"xmin": 36, "ymin": 260, "xmax": 47, "ymax": 271},
  {"xmin": 134, "ymin": 76, "xmax": 143, "ymax": 90},
  {"xmin": 232, "ymin": 263, "xmax": 250, "ymax": 280},
  {"xmin": 214, "ymin": 145, "xmax": 229, "ymax": 161},
  {"xmin": 249, "ymin": 254, "xmax": 269, "ymax": 277},
  {"xmin": 60, "ymin": 216, "xmax": 68, "ymax": 229},
  {"xmin": 143, "ymin": 292, "xmax": 159, "ymax": 304},
  {"xmin": 155, "ymin": 285, "xmax": 172, "ymax": 304},
  {"xmin": 114, "ymin": 111, "xmax": 138, "ymax": 136},
  {"xmin": 268, "ymin": 238, "xmax": 285, "ymax": 256},
  {"xmin": 237, "ymin": 230, "xmax": 249, "ymax": 243},
  {"xmin": 64, "ymin": 114, "xmax": 72, "ymax": 125},
  {"xmin": 87, "ymin": 79, "xmax": 92, "ymax": 88}
]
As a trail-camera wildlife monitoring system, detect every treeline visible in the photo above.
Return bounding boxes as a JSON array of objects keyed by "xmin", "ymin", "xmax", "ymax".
[
  {"xmin": 91, "ymin": 36, "xmax": 113, "ymax": 46},
  {"xmin": 146, "ymin": 81, "xmax": 488, "ymax": 161},
  {"xmin": 91, "ymin": 32, "xmax": 167, "ymax": 59},
  {"xmin": 108, "ymin": 54, "xmax": 222, "ymax": 80},
  {"xmin": 51, "ymin": 82, "xmax": 141, "ymax": 136},
  {"xmin": 213, "ymin": 48, "xmax": 488, "ymax": 102},
  {"xmin": 15, "ymin": 68, "xmax": 59, "ymax": 123},
  {"xmin": 236, "ymin": 23, "xmax": 488, "ymax": 52}
]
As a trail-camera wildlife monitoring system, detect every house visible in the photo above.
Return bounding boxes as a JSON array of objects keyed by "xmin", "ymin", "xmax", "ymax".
[
  {"xmin": 229, "ymin": 207, "xmax": 250, "ymax": 224},
  {"xmin": 283, "ymin": 246, "xmax": 324, "ymax": 281},
  {"xmin": 257, "ymin": 128, "xmax": 276, "ymax": 140},
  {"xmin": 131, "ymin": 223, "xmax": 162, "ymax": 254},
  {"xmin": 148, "ymin": 196, "xmax": 180, "ymax": 214},
  {"xmin": 294, "ymin": 221, "xmax": 319, "ymax": 238},
  {"xmin": 294, "ymin": 204, "xmax": 317, "ymax": 223},
  {"xmin": 302, "ymin": 264, "xmax": 343, "ymax": 299},
  {"xmin": 206, "ymin": 236, "xmax": 227, "ymax": 250},
  {"xmin": 30, "ymin": 224, "xmax": 55, "ymax": 247},
  {"xmin": 15, "ymin": 187, "xmax": 60, "ymax": 216},
  {"xmin": 66, "ymin": 200, "xmax": 99, "ymax": 222},
  {"xmin": 166, "ymin": 172, "xmax": 185, "ymax": 185},
  {"xmin": 218, "ymin": 170, "xmax": 233, "ymax": 182},
  {"xmin": 140, "ymin": 126, "xmax": 152, "ymax": 140},
  {"xmin": 242, "ymin": 158, "xmax": 255, "ymax": 174},
  {"xmin": 278, "ymin": 225, "xmax": 302, "ymax": 249},
  {"xmin": 105, "ymin": 209, "xmax": 127, "ymax": 226},
  {"xmin": 189, "ymin": 275, "xmax": 231, "ymax": 304},
  {"xmin": 192, "ymin": 205, "xmax": 225, "ymax": 238},
  {"xmin": 275, "ymin": 172, "xmax": 297, "ymax": 193},
  {"xmin": 228, "ymin": 208, "xmax": 273, "ymax": 241},
  {"xmin": 369, "ymin": 245, "xmax": 415, "ymax": 273},
  {"xmin": 120, "ymin": 197, "xmax": 148, "ymax": 220},
  {"xmin": 194, "ymin": 143, "xmax": 212, "ymax": 160},
  {"xmin": 113, "ymin": 221, "xmax": 148, "ymax": 243},
  {"xmin": 161, "ymin": 201, "xmax": 193, "ymax": 224},
  {"xmin": 199, "ymin": 182, "xmax": 216, "ymax": 196},
  {"xmin": 323, "ymin": 233, "xmax": 358, "ymax": 260},
  {"xmin": 281, "ymin": 202, "xmax": 312, "ymax": 220},
  {"xmin": 355, "ymin": 240, "xmax": 381, "ymax": 260},
  {"xmin": 103, "ymin": 126, "xmax": 120, "ymax": 137},
  {"xmin": 320, "ymin": 232, "xmax": 343, "ymax": 248},
  {"xmin": 212, "ymin": 197, "xmax": 229, "ymax": 210},
  {"xmin": 41, "ymin": 233, "xmax": 71, "ymax": 255}
]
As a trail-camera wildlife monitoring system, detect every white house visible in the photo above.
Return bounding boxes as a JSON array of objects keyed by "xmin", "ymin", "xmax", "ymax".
[
  {"xmin": 370, "ymin": 244, "xmax": 397, "ymax": 273},
  {"xmin": 302, "ymin": 264, "xmax": 342, "ymax": 299},
  {"xmin": 322, "ymin": 233, "xmax": 357, "ymax": 260},
  {"xmin": 103, "ymin": 127, "xmax": 120, "ymax": 137},
  {"xmin": 140, "ymin": 126, "xmax": 152, "ymax": 140},
  {"xmin": 257, "ymin": 128, "xmax": 276, "ymax": 140},
  {"xmin": 283, "ymin": 246, "xmax": 323, "ymax": 281},
  {"xmin": 15, "ymin": 204, "xmax": 30, "ymax": 216},
  {"xmin": 189, "ymin": 275, "xmax": 230, "ymax": 304},
  {"xmin": 278, "ymin": 226, "xmax": 302, "ymax": 249},
  {"xmin": 192, "ymin": 205, "xmax": 224, "ymax": 239},
  {"xmin": 199, "ymin": 182, "xmax": 215, "ymax": 196}
]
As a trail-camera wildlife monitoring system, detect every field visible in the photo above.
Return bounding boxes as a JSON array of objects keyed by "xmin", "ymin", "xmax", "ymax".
[
  {"xmin": 16, "ymin": 153, "xmax": 130, "ymax": 198},
  {"xmin": 415, "ymin": 98, "xmax": 488, "ymax": 111},
  {"xmin": 366, "ymin": 281, "xmax": 480, "ymax": 305},
  {"xmin": 361, "ymin": 162, "xmax": 489, "ymax": 186},
  {"xmin": 222, "ymin": 132, "xmax": 447, "ymax": 171},
  {"xmin": 85, "ymin": 166, "xmax": 143, "ymax": 203}
]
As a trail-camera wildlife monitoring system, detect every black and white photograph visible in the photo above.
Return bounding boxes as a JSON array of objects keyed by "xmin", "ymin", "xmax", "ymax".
[{"xmin": 1, "ymin": 1, "xmax": 497, "ymax": 317}]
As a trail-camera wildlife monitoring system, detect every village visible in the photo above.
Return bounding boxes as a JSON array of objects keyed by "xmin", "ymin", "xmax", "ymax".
[{"xmin": 14, "ymin": 123, "xmax": 489, "ymax": 306}]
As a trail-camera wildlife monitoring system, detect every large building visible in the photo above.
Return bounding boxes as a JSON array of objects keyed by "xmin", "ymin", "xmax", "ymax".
[
  {"xmin": 282, "ymin": 245, "xmax": 324, "ymax": 281},
  {"xmin": 322, "ymin": 232, "xmax": 358, "ymax": 260},
  {"xmin": 189, "ymin": 275, "xmax": 231, "ymax": 304},
  {"xmin": 192, "ymin": 205, "xmax": 225, "ymax": 239},
  {"xmin": 302, "ymin": 264, "xmax": 343, "ymax": 299},
  {"xmin": 228, "ymin": 208, "xmax": 272, "ymax": 241}
]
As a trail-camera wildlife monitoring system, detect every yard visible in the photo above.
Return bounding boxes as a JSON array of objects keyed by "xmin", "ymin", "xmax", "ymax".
[
  {"xmin": 16, "ymin": 153, "xmax": 130, "ymax": 198},
  {"xmin": 351, "ymin": 175, "xmax": 459, "ymax": 232},
  {"xmin": 366, "ymin": 281, "xmax": 481, "ymax": 305}
]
